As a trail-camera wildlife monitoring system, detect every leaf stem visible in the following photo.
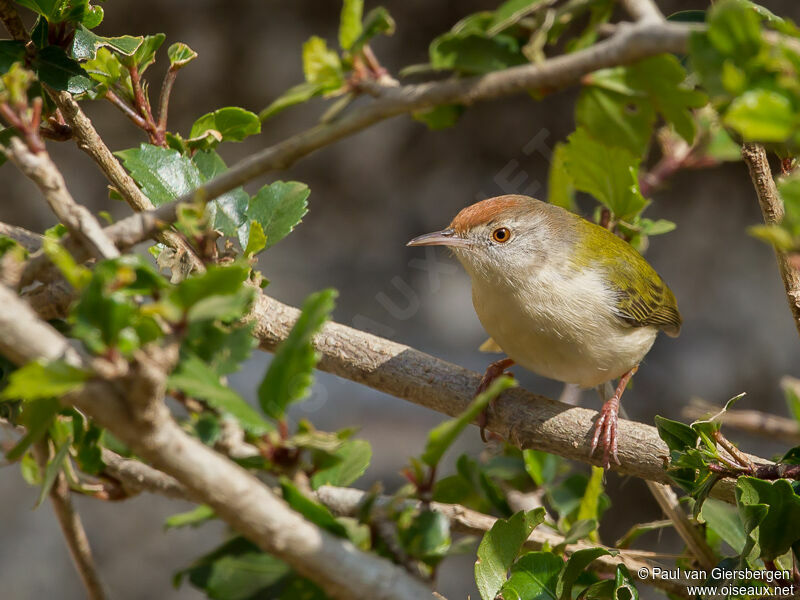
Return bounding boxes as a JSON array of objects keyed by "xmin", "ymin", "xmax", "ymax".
[{"xmin": 157, "ymin": 66, "xmax": 178, "ymax": 136}]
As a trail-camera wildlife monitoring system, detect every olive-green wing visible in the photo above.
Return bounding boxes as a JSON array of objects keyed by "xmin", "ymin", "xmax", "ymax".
[
  {"xmin": 571, "ymin": 216, "xmax": 682, "ymax": 337},
  {"xmin": 610, "ymin": 262, "xmax": 682, "ymax": 337}
]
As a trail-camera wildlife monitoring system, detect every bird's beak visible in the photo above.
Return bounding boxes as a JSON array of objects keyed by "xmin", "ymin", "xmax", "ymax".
[{"xmin": 407, "ymin": 228, "xmax": 472, "ymax": 248}]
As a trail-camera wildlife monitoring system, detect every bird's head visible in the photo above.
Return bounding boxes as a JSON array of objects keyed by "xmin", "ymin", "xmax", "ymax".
[{"xmin": 407, "ymin": 195, "xmax": 565, "ymax": 282}]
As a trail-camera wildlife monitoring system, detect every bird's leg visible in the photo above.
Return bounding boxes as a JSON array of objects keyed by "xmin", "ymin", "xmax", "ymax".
[
  {"xmin": 476, "ymin": 357, "xmax": 515, "ymax": 442},
  {"xmin": 590, "ymin": 365, "xmax": 639, "ymax": 469}
]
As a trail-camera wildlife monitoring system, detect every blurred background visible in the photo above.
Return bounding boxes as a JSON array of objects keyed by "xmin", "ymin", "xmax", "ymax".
[{"xmin": 1, "ymin": 1, "xmax": 800, "ymax": 598}]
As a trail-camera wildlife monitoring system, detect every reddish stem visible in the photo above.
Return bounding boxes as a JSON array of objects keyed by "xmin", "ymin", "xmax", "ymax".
[
  {"xmin": 128, "ymin": 63, "xmax": 163, "ymax": 146},
  {"xmin": 157, "ymin": 67, "xmax": 178, "ymax": 136}
]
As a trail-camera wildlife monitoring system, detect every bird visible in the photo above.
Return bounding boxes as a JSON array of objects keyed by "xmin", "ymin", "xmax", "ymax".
[{"xmin": 407, "ymin": 194, "xmax": 681, "ymax": 469}]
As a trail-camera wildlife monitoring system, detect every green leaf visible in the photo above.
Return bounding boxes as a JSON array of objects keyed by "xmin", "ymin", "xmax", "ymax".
[
  {"xmin": 36, "ymin": 438, "xmax": 71, "ymax": 507},
  {"xmin": 576, "ymin": 86, "xmax": 655, "ymax": 156},
  {"xmin": 244, "ymin": 221, "xmax": 267, "ymax": 256},
  {"xmin": 176, "ymin": 536, "xmax": 326, "ymax": 600},
  {"xmin": 412, "ymin": 104, "xmax": 464, "ymax": 131},
  {"xmin": 167, "ymin": 42, "xmax": 197, "ymax": 68},
  {"xmin": 547, "ymin": 143, "xmax": 576, "ymax": 212},
  {"xmin": 169, "ymin": 353, "xmax": 272, "ymax": 435},
  {"xmin": 430, "ymin": 32, "xmax": 526, "ymax": 75},
  {"xmin": 171, "ymin": 264, "xmax": 250, "ymax": 311},
  {"xmin": 475, "ymin": 509, "xmax": 546, "ymax": 600},
  {"xmin": 700, "ymin": 497, "xmax": 746, "ymax": 554},
  {"xmin": 557, "ymin": 547, "xmax": 614, "ymax": 600},
  {"xmin": 182, "ymin": 321, "xmax": 256, "ymax": 377},
  {"xmin": 339, "ymin": 0, "xmax": 363, "ymax": 50},
  {"xmin": 522, "ymin": 449, "xmax": 560, "ymax": 486},
  {"xmin": 654, "ymin": 415, "xmax": 699, "ymax": 452},
  {"xmin": 349, "ymin": 7, "xmax": 396, "ymax": 53},
  {"xmin": 613, "ymin": 565, "xmax": 639, "ymax": 600},
  {"xmin": 399, "ymin": 510, "xmax": 451, "ymax": 562},
  {"xmin": 724, "ymin": 89, "xmax": 796, "ymax": 142},
  {"xmin": 302, "ymin": 36, "xmax": 343, "ymax": 90},
  {"xmin": 562, "ymin": 127, "xmax": 647, "ymax": 220},
  {"xmin": 1, "ymin": 360, "xmax": 88, "ymax": 401},
  {"xmin": 129, "ymin": 33, "xmax": 165, "ymax": 73},
  {"xmin": 165, "ymin": 504, "xmax": 215, "ymax": 530},
  {"xmin": 421, "ymin": 376, "xmax": 516, "ymax": 468},
  {"xmin": 0, "ymin": 40, "xmax": 26, "ymax": 74},
  {"xmin": 778, "ymin": 173, "xmax": 800, "ymax": 238},
  {"xmin": 33, "ymin": 45, "xmax": 93, "ymax": 93},
  {"xmin": 193, "ymin": 150, "xmax": 250, "ymax": 245},
  {"xmin": 576, "ymin": 466, "xmax": 605, "ymax": 541},
  {"xmin": 116, "ymin": 143, "xmax": 202, "ymax": 207},
  {"xmin": 783, "ymin": 377, "xmax": 800, "ymax": 424},
  {"xmin": 280, "ymin": 478, "xmax": 349, "ymax": 538},
  {"xmin": 81, "ymin": 3, "xmax": 102, "ymax": 28},
  {"xmin": 71, "ymin": 25, "xmax": 142, "ymax": 61},
  {"xmin": 259, "ymin": 82, "xmax": 323, "ymax": 121},
  {"xmin": 489, "ymin": 0, "xmax": 550, "ymax": 36},
  {"xmin": 246, "ymin": 181, "xmax": 310, "ymax": 250},
  {"xmin": 747, "ymin": 224, "xmax": 795, "ymax": 252},
  {"xmin": 14, "ymin": 0, "xmax": 58, "ymax": 17},
  {"xmin": 5, "ymin": 397, "xmax": 60, "ymax": 461},
  {"xmin": 189, "ymin": 107, "xmax": 261, "ymax": 148},
  {"xmin": 735, "ymin": 476, "xmax": 800, "ymax": 561},
  {"xmin": 258, "ymin": 289, "xmax": 336, "ymax": 420},
  {"xmin": 500, "ymin": 551, "xmax": 563, "ymax": 600},
  {"xmin": 310, "ymin": 438, "xmax": 371, "ymax": 489}
]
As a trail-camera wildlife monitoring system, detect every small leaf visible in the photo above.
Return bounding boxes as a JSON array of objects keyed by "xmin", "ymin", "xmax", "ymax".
[
  {"xmin": 735, "ymin": 476, "xmax": 800, "ymax": 562},
  {"xmin": 171, "ymin": 264, "xmax": 250, "ymax": 311},
  {"xmin": 700, "ymin": 497, "xmax": 746, "ymax": 554},
  {"xmin": 169, "ymin": 353, "xmax": 272, "ymax": 435},
  {"xmin": 71, "ymin": 25, "xmax": 142, "ymax": 61},
  {"xmin": 547, "ymin": 142, "xmax": 576, "ymax": 212},
  {"xmin": 129, "ymin": 33, "xmax": 165, "ymax": 73},
  {"xmin": 522, "ymin": 449, "xmax": 560, "ymax": 486},
  {"xmin": 576, "ymin": 466, "xmax": 605, "ymax": 541},
  {"xmin": 654, "ymin": 415, "xmax": 699, "ymax": 453},
  {"xmin": 339, "ymin": 0, "xmax": 364, "ymax": 50},
  {"xmin": 430, "ymin": 31, "xmax": 526, "ymax": 75},
  {"xmin": 33, "ymin": 45, "xmax": 93, "ymax": 93},
  {"xmin": 421, "ymin": 376, "xmax": 516, "ymax": 468},
  {"xmin": 1, "ymin": 360, "xmax": 88, "ymax": 401},
  {"xmin": 0, "ymin": 40, "xmax": 25, "ymax": 74},
  {"xmin": 246, "ymin": 181, "xmax": 310, "ymax": 250},
  {"xmin": 189, "ymin": 107, "xmax": 261, "ymax": 147},
  {"xmin": 475, "ymin": 509, "xmax": 546, "ymax": 600},
  {"xmin": 36, "ymin": 438, "xmax": 71, "ymax": 507},
  {"xmin": 5, "ymin": 397, "xmax": 60, "ymax": 461},
  {"xmin": 280, "ymin": 478, "xmax": 349, "ymax": 538},
  {"xmin": 349, "ymin": 7, "xmax": 396, "ymax": 53},
  {"xmin": 165, "ymin": 504, "xmax": 215, "ymax": 530},
  {"xmin": 258, "ymin": 289, "xmax": 336, "ymax": 420},
  {"xmin": 500, "ymin": 551, "xmax": 563, "ymax": 600},
  {"xmin": 259, "ymin": 82, "xmax": 323, "ymax": 121},
  {"xmin": 557, "ymin": 547, "xmax": 614, "ymax": 600},
  {"xmin": 244, "ymin": 221, "xmax": 267, "ymax": 256},
  {"xmin": 167, "ymin": 42, "xmax": 197, "ymax": 68},
  {"xmin": 412, "ymin": 104, "xmax": 464, "ymax": 131},
  {"xmin": 400, "ymin": 510, "xmax": 451, "ymax": 562},
  {"xmin": 302, "ymin": 36, "xmax": 343, "ymax": 89},
  {"xmin": 562, "ymin": 127, "xmax": 647, "ymax": 220},
  {"xmin": 310, "ymin": 438, "xmax": 371, "ymax": 489},
  {"xmin": 724, "ymin": 89, "xmax": 796, "ymax": 142},
  {"xmin": 116, "ymin": 143, "xmax": 202, "ymax": 207}
]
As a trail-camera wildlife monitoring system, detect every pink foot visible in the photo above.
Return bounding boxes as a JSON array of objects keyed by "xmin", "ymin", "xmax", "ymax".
[
  {"xmin": 589, "ymin": 365, "xmax": 638, "ymax": 469},
  {"xmin": 476, "ymin": 357, "xmax": 514, "ymax": 442}
]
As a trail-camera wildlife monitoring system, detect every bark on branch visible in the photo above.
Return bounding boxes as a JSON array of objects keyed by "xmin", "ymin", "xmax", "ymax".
[{"xmin": 741, "ymin": 143, "xmax": 800, "ymax": 338}]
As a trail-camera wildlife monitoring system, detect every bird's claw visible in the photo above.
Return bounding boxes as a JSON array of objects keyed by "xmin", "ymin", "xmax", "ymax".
[
  {"xmin": 590, "ymin": 396, "xmax": 621, "ymax": 470},
  {"xmin": 476, "ymin": 357, "xmax": 515, "ymax": 442}
]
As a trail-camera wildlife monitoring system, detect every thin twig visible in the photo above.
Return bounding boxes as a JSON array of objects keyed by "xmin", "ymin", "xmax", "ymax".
[
  {"xmin": 2, "ymin": 138, "xmax": 119, "ymax": 260},
  {"xmin": 682, "ymin": 400, "xmax": 800, "ymax": 445},
  {"xmin": 105, "ymin": 89, "xmax": 149, "ymax": 130},
  {"xmin": 157, "ymin": 67, "xmax": 178, "ymax": 134},
  {"xmin": 32, "ymin": 440, "xmax": 108, "ymax": 600},
  {"xmin": 741, "ymin": 143, "xmax": 800, "ymax": 338}
]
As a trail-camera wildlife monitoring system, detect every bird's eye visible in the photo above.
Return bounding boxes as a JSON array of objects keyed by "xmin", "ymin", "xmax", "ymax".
[{"xmin": 492, "ymin": 227, "xmax": 511, "ymax": 243}]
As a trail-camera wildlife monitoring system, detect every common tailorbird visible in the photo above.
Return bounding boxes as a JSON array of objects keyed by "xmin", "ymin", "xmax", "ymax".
[{"xmin": 407, "ymin": 194, "xmax": 681, "ymax": 469}]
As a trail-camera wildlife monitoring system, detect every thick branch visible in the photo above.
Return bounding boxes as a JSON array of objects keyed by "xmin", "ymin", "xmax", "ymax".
[
  {"xmin": 0, "ymin": 284, "xmax": 435, "ymax": 600},
  {"xmin": 0, "ymin": 221, "xmax": 43, "ymax": 252},
  {"xmin": 3, "ymin": 138, "xmax": 119, "ymax": 260},
  {"xmin": 741, "ymin": 143, "xmax": 800, "ymax": 338},
  {"xmin": 33, "ymin": 440, "xmax": 108, "ymax": 600},
  {"xmin": 620, "ymin": 0, "xmax": 664, "ymax": 23},
  {"xmin": 251, "ymin": 294, "xmax": 770, "ymax": 504}
]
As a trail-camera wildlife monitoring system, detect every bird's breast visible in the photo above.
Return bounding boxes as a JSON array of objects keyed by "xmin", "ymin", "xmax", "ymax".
[{"xmin": 470, "ymin": 269, "xmax": 657, "ymax": 387}]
